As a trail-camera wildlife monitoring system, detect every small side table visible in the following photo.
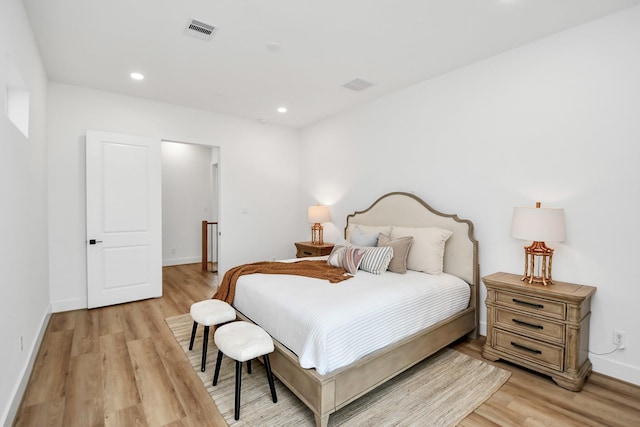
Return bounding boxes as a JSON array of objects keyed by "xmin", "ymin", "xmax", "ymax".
[
  {"xmin": 481, "ymin": 272, "xmax": 596, "ymax": 391},
  {"xmin": 295, "ymin": 241, "xmax": 334, "ymax": 258}
]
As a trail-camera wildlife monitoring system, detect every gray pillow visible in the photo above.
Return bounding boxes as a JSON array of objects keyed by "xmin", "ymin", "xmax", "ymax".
[
  {"xmin": 350, "ymin": 225, "xmax": 379, "ymax": 246},
  {"xmin": 378, "ymin": 234, "xmax": 413, "ymax": 274}
]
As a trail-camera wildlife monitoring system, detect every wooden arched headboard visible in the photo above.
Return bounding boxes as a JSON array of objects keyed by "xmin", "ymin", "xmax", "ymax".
[{"xmin": 345, "ymin": 191, "xmax": 479, "ymax": 318}]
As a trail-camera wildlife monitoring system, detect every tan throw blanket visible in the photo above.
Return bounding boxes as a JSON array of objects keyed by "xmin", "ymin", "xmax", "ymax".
[{"xmin": 213, "ymin": 260, "xmax": 351, "ymax": 304}]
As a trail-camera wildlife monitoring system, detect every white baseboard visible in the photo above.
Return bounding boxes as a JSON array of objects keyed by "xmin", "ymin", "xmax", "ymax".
[
  {"xmin": 591, "ymin": 354, "xmax": 640, "ymax": 386},
  {"xmin": 51, "ymin": 297, "xmax": 86, "ymax": 313},
  {"xmin": 162, "ymin": 256, "xmax": 202, "ymax": 267},
  {"xmin": 2, "ymin": 306, "xmax": 51, "ymax": 427}
]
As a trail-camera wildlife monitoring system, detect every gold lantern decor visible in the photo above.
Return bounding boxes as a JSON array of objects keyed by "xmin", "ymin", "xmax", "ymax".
[{"xmin": 307, "ymin": 205, "xmax": 330, "ymax": 245}]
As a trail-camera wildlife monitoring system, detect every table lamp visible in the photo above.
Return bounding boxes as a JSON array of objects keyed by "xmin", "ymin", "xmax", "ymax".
[
  {"xmin": 511, "ymin": 202, "xmax": 565, "ymax": 285},
  {"xmin": 308, "ymin": 205, "xmax": 330, "ymax": 245}
]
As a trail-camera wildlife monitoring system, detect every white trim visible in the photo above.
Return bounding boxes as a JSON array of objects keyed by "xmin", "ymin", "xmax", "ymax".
[
  {"xmin": 162, "ymin": 256, "xmax": 202, "ymax": 267},
  {"xmin": 51, "ymin": 297, "xmax": 86, "ymax": 313},
  {"xmin": 591, "ymin": 355, "xmax": 640, "ymax": 386},
  {"xmin": 2, "ymin": 306, "xmax": 51, "ymax": 427}
]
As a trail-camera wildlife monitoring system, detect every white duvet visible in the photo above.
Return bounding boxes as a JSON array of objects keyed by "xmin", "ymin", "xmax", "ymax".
[{"xmin": 232, "ymin": 258, "xmax": 470, "ymax": 375}]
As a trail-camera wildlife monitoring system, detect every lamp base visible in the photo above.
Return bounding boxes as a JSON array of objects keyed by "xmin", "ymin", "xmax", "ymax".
[
  {"xmin": 311, "ymin": 223, "xmax": 324, "ymax": 245},
  {"xmin": 522, "ymin": 241, "xmax": 555, "ymax": 286}
]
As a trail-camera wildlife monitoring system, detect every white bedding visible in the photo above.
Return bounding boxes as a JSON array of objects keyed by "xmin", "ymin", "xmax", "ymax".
[{"xmin": 232, "ymin": 257, "xmax": 470, "ymax": 375}]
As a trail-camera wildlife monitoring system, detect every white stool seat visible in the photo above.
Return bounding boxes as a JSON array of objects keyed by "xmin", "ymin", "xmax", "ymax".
[
  {"xmin": 214, "ymin": 321, "xmax": 275, "ymax": 362},
  {"xmin": 188, "ymin": 299, "xmax": 236, "ymax": 372},
  {"xmin": 190, "ymin": 299, "xmax": 236, "ymax": 326},
  {"xmin": 212, "ymin": 321, "xmax": 278, "ymax": 420}
]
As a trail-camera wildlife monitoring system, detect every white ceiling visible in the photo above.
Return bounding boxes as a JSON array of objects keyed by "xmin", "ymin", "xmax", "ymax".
[{"xmin": 22, "ymin": 0, "xmax": 640, "ymax": 128}]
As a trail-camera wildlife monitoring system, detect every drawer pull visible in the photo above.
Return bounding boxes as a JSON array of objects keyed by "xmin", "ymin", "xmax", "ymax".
[
  {"xmin": 510, "ymin": 341, "xmax": 542, "ymax": 355},
  {"xmin": 512, "ymin": 318, "xmax": 544, "ymax": 330},
  {"xmin": 303, "ymin": 251, "xmax": 313, "ymax": 255},
  {"xmin": 512, "ymin": 298, "xmax": 544, "ymax": 309}
]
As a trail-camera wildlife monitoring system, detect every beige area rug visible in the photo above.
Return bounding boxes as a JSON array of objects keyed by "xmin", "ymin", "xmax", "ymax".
[{"xmin": 166, "ymin": 314, "xmax": 510, "ymax": 426}]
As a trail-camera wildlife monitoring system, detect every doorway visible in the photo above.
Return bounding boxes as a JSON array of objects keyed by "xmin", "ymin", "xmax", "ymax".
[{"xmin": 161, "ymin": 141, "xmax": 220, "ymax": 271}]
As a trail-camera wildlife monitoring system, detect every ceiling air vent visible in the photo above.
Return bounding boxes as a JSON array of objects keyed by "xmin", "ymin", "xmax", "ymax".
[
  {"xmin": 342, "ymin": 78, "xmax": 374, "ymax": 92},
  {"xmin": 184, "ymin": 18, "xmax": 217, "ymax": 40}
]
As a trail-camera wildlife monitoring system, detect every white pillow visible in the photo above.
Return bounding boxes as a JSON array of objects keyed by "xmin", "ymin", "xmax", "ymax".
[
  {"xmin": 346, "ymin": 223, "xmax": 392, "ymax": 243},
  {"xmin": 390, "ymin": 226, "xmax": 453, "ymax": 275}
]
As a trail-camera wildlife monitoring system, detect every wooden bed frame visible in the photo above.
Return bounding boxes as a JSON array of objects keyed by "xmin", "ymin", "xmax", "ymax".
[{"xmin": 237, "ymin": 192, "xmax": 479, "ymax": 427}]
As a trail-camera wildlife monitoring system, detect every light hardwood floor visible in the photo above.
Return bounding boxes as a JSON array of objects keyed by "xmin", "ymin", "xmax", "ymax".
[{"xmin": 13, "ymin": 264, "xmax": 640, "ymax": 426}]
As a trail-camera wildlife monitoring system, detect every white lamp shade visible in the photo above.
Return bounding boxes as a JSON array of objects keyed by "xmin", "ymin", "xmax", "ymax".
[
  {"xmin": 308, "ymin": 205, "xmax": 330, "ymax": 224},
  {"xmin": 511, "ymin": 206, "xmax": 566, "ymax": 242}
]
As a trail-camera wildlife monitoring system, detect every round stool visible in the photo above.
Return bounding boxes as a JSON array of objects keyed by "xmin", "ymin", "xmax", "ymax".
[
  {"xmin": 212, "ymin": 321, "xmax": 278, "ymax": 421},
  {"xmin": 189, "ymin": 299, "xmax": 236, "ymax": 372}
]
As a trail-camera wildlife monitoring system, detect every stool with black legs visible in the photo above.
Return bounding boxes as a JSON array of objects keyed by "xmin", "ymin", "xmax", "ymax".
[
  {"xmin": 212, "ymin": 321, "xmax": 278, "ymax": 421},
  {"xmin": 188, "ymin": 299, "xmax": 236, "ymax": 372}
]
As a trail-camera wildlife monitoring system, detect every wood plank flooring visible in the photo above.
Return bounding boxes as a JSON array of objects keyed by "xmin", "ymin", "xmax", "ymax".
[{"xmin": 13, "ymin": 263, "xmax": 640, "ymax": 426}]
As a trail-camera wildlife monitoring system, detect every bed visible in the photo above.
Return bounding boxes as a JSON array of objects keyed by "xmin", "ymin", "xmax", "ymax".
[{"xmin": 233, "ymin": 192, "xmax": 479, "ymax": 427}]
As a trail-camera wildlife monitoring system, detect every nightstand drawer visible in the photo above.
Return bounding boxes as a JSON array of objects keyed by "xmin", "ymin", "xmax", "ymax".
[
  {"xmin": 295, "ymin": 242, "xmax": 334, "ymax": 258},
  {"xmin": 297, "ymin": 247, "xmax": 320, "ymax": 257},
  {"xmin": 494, "ymin": 329, "xmax": 564, "ymax": 371},
  {"xmin": 495, "ymin": 308, "xmax": 565, "ymax": 344},
  {"xmin": 496, "ymin": 290, "xmax": 566, "ymax": 320}
]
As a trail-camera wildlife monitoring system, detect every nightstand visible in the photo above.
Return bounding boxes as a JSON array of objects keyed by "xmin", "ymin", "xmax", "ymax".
[
  {"xmin": 295, "ymin": 241, "xmax": 334, "ymax": 258},
  {"xmin": 481, "ymin": 272, "xmax": 596, "ymax": 391}
]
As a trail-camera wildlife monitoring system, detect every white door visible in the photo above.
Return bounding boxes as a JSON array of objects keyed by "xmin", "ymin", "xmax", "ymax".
[{"xmin": 86, "ymin": 130, "xmax": 162, "ymax": 308}]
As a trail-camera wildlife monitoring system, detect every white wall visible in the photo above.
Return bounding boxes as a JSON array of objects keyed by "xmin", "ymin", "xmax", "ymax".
[
  {"xmin": 161, "ymin": 141, "xmax": 215, "ymax": 266},
  {"xmin": 47, "ymin": 82, "xmax": 301, "ymax": 311},
  {"xmin": 0, "ymin": 0, "xmax": 50, "ymax": 424},
  {"xmin": 300, "ymin": 6, "xmax": 640, "ymax": 385}
]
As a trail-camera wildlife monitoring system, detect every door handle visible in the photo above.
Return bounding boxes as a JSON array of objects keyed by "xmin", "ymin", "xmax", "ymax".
[{"xmin": 89, "ymin": 239, "xmax": 103, "ymax": 245}]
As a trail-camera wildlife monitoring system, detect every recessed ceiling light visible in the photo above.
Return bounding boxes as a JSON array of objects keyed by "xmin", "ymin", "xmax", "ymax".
[
  {"xmin": 130, "ymin": 72, "xmax": 144, "ymax": 80},
  {"xmin": 277, "ymin": 107, "xmax": 287, "ymax": 114}
]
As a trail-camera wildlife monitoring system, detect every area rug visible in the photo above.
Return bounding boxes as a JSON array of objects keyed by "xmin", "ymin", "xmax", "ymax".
[{"xmin": 166, "ymin": 314, "xmax": 510, "ymax": 426}]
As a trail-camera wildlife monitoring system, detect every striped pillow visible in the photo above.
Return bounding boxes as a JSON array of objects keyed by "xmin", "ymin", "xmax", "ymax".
[
  {"xmin": 358, "ymin": 245, "xmax": 394, "ymax": 274},
  {"xmin": 333, "ymin": 239, "xmax": 394, "ymax": 274}
]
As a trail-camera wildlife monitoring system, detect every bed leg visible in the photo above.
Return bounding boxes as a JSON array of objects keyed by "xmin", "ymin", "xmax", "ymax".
[{"xmin": 314, "ymin": 413, "xmax": 329, "ymax": 427}]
